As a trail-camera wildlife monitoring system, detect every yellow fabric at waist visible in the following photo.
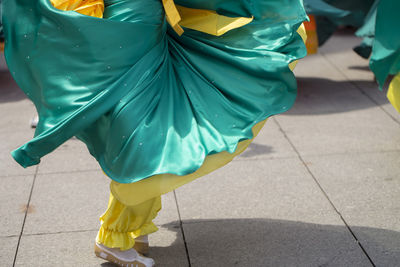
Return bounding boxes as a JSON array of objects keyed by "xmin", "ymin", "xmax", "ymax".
[
  {"xmin": 50, "ymin": 0, "xmax": 104, "ymax": 18},
  {"xmin": 162, "ymin": 0, "xmax": 253, "ymax": 36},
  {"xmin": 50, "ymin": 0, "xmax": 253, "ymax": 36}
]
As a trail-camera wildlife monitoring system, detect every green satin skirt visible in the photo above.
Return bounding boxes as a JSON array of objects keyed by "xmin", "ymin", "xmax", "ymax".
[{"xmin": 2, "ymin": 0, "xmax": 307, "ymax": 183}]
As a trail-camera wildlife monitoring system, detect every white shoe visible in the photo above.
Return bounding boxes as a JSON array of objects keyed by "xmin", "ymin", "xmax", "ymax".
[{"xmin": 94, "ymin": 242, "xmax": 155, "ymax": 267}]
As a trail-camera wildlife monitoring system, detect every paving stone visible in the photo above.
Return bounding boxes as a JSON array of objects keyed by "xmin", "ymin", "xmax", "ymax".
[
  {"xmin": 345, "ymin": 221, "xmax": 400, "ymax": 267},
  {"xmin": 15, "ymin": 231, "xmax": 106, "ymax": 266},
  {"xmin": 318, "ymin": 30, "xmax": 374, "ymax": 82},
  {"xmin": 16, "ymin": 228, "xmax": 188, "ymax": 266},
  {"xmin": 0, "ymin": 130, "xmax": 37, "ymax": 177},
  {"xmin": 319, "ymin": 30, "xmax": 400, "ymax": 124},
  {"xmin": 175, "ymin": 158, "xmax": 337, "ymax": 223},
  {"xmin": 37, "ymin": 141, "xmax": 100, "ymax": 174},
  {"xmin": 304, "ymin": 152, "xmax": 400, "ymax": 266},
  {"xmin": 279, "ymin": 57, "xmax": 400, "ymax": 157},
  {"xmin": 0, "ymin": 70, "xmax": 37, "ymax": 134},
  {"xmin": 236, "ymin": 119, "xmax": 297, "ymax": 161},
  {"xmin": 0, "ymin": 236, "xmax": 18, "ymax": 266},
  {"xmin": 24, "ymin": 171, "xmax": 181, "ymax": 236},
  {"xmin": 292, "ymin": 57, "xmax": 381, "ymax": 117},
  {"xmin": 183, "ymin": 219, "xmax": 371, "ymax": 267},
  {"xmin": 0, "ymin": 99, "xmax": 36, "ymax": 135},
  {"xmin": 0, "ymin": 175, "xmax": 34, "ymax": 237},
  {"xmin": 23, "ymin": 171, "xmax": 110, "ymax": 234},
  {"xmin": 148, "ymin": 226, "xmax": 189, "ymax": 267},
  {"xmin": 154, "ymin": 192, "xmax": 181, "ymax": 226}
]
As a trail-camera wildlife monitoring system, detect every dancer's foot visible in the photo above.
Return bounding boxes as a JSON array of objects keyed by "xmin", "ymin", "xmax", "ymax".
[
  {"xmin": 94, "ymin": 242, "xmax": 155, "ymax": 267},
  {"xmin": 134, "ymin": 235, "xmax": 150, "ymax": 255}
]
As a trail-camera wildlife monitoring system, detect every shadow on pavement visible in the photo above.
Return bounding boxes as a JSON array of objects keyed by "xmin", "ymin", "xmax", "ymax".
[
  {"xmin": 286, "ymin": 77, "xmax": 386, "ymax": 116},
  {"xmin": 146, "ymin": 219, "xmax": 399, "ymax": 267},
  {"xmin": 348, "ymin": 65, "xmax": 372, "ymax": 72},
  {"xmin": 239, "ymin": 143, "xmax": 274, "ymax": 158}
]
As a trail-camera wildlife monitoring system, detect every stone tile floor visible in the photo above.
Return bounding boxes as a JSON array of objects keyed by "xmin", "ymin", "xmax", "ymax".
[{"xmin": 0, "ymin": 31, "xmax": 399, "ymax": 266}]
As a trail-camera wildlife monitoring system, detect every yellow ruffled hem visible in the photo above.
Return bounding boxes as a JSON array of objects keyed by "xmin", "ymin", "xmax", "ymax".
[
  {"xmin": 96, "ymin": 192, "xmax": 161, "ymax": 250},
  {"xmin": 96, "ymin": 223, "xmax": 159, "ymax": 251}
]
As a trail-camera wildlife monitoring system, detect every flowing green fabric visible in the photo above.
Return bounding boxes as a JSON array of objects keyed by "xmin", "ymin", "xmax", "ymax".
[
  {"xmin": 2, "ymin": 0, "xmax": 307, "ymax": 183},
  {"xmin": 353, "ymin": 1, "xmax": 378, "ymax": 59},
  {"xmin": 370, "ymin": 0, "xmax": 400, "ymax": 88}
]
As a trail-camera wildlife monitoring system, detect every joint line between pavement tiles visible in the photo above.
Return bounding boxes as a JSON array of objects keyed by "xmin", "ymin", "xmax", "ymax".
[
  {"xmin": 36, "ymin": 168, "xmax": 102, "ymax": 176},
  {"xmin": 321, "ymin": 52, "xmax": 400, "ymax": 126},
  {"xmin": 273, "ymin": 117, "xmax": 376, "ymax": 267},
  {"xmin": 22, "ymin": 229, "xmax": 99, "ymax": 237},
  {"xmin": 173, "ymin": 190, "xmax": 192, "ymax": 267},
  {"xmin": 12, "ymin": 165, "xmax": 39, "ymax": 267}
]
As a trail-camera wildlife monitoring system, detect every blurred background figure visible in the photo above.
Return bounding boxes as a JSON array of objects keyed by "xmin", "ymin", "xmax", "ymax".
[{"xmin": 303, "ymin": 0, "xmax": 400, "ymax": 112}]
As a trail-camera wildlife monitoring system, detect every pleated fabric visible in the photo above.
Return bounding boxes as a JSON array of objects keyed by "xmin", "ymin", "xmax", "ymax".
[{"xmin": 2, "ymin": 0, "xmax": 307, "ymax": 184}]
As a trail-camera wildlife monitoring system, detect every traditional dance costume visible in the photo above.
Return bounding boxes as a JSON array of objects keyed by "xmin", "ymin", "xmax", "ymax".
[{"xmin": 2, "ymin": 0, "xmax": 307, "ymax": 265}]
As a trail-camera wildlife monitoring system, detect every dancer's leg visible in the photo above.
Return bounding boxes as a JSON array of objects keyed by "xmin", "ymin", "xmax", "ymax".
[{"xmin": 95, "ymin": 191, "xmax": 161, "ymax": 266}]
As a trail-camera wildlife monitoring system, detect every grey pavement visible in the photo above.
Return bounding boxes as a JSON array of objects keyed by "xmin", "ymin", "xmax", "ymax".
[{"xmin": 1, "ymin": 30, "xmax": 400, "ymax": 267}]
